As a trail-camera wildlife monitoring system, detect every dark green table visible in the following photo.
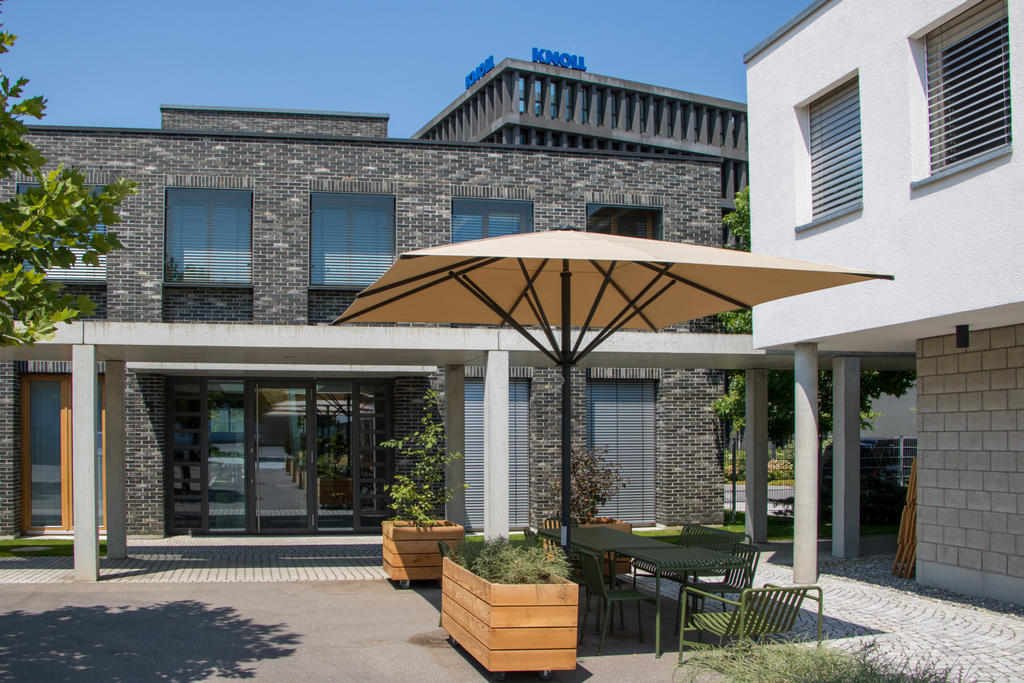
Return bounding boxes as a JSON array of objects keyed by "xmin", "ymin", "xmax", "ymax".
[
  {"xmin": 623, "ymin": 545, "xmax": 745, "ymax": 657},
  {"xmin": 538, "ymin": 526, "xmax": 745, "ymax": 657}
]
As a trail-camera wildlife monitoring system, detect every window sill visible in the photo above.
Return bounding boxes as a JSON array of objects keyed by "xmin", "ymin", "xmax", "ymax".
[
  {"xmin": 162, "ymin": 281, "xmax": 253, "ymax": 289},
  {"xmin": 910, "ymin": 144, "xmax": 1012, "ymax": 192},
  {"xmin": 794, "ymin": 203, "xmax": 863, "ymax": 234}
]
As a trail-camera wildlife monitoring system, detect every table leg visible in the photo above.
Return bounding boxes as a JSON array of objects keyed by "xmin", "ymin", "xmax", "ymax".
[{"xmin": 654, "ymin": 569, "xmax": 662, "ymax": 658}]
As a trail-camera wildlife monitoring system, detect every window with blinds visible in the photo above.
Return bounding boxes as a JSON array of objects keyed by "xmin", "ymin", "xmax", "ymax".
[
  {"xmin": 809, "ymin": 79, "xmax": 863, "ymax": 218},
  {"xmin": 464, "ymin": 379, "xmax": 530, "ymax": 530},
  {"xmin": 17, "ymin": 183, "xmax": 107, "ymax": 282},
  {"xmin": 165, "ymin": 189, "xmax": 252, "ymax": 284},
  {"xmin": 587, "ymin": 380, "xmax": 656, "ymax": 525},
  {"xmin": 451, "ymin": 199, "xmax": 533, "ymax": 243},
  {"xmin": 586, "ymin": 205, "xmax": 663, "ymax": 240},
  {"xmin": 310, "ymin": 193, "xmax": 395, "ymax": 288},
  {"xmin": 926, "ymin": 0, "xmax": 1011, "ymax": 172}
]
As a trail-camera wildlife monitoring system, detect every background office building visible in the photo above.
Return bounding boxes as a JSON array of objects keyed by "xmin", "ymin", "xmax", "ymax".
[{"xmin": 1, "ymin": 60, "xmax": 737, "ymax": 538}]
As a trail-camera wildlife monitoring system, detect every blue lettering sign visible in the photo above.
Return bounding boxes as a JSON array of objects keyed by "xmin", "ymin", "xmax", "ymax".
[
  {"xmin": 531, "ymin": 47, "xmax": 587, "ymax": 72},
  {"xmin": 465, "ymin": 55, "xmax": 496, "ymax": 89}
]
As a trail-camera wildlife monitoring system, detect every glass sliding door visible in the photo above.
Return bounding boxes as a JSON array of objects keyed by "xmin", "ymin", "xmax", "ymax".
[
  {"xmin": 208, "ymin": 381, "xmax": 245, "ymax": 531},
  {"xmin": 356, "ymin": 384, "xmax": 391, "ymax": 531},
  {"xmin": 22, "ymin": 375, "xmax": 105, "ymax": 532},
  {"xmin": 27, "ymin": 380, "xmax": 64, "ymax": 527},
  {"xmin": 315, "ymin": 382, "xmax": 354, "ymax": 531},
  {"xmin": 254, "ymin": 384, "xmax": 311, "ymax": 532}
]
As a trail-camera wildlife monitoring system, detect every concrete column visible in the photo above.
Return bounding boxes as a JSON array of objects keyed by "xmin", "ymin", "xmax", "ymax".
[
  {"xmin": 444, "ymin": 365, "xmax": 467, "ymax": 527},
  {"xmin": 72, "ymin": 344, "xmax": 99, "ymax": 581},
  {"xmin": 744, "ymin": 368, "xmax": 769, "ymax": 543},
  {"xmin": 483, "ymin": 351, "xmax": 509, "ymax": 540},
  {"xmin": 793, "ymin": 343, "xmax": 819, "ymax": 584},
  {"xmin": 832, "ymin": 356, "xmax": 861, "ymax": 558},
  {"xmin": 104, "ymin": 360, "xmax": 127, "ymax": 560}
]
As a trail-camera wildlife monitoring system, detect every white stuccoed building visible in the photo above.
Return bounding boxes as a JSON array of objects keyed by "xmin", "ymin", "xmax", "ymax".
[{"xmin": 745, "ymin": 0, "xmax": 1023, "ymax": 601}]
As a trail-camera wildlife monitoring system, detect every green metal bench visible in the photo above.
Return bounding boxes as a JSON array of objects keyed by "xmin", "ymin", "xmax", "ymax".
[
  {"xmin": 675, "ymin": 542, "xmax": 760, "ymax": 633},
  {"xmin": 678, "ymin": 583, "xmax": 823, "ymax": 661}
]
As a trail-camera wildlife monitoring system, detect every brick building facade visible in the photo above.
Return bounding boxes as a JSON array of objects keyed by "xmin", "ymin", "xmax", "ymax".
[{"xmin": 1, "ymin": 104, "xmax": 728, "ymax": 537}]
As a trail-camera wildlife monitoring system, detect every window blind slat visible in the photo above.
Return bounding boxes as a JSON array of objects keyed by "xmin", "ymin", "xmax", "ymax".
[
  {"xmin": 809, "ymin": 79, "xmax": 862, "ymax": 219},
  {"xmin": 464, "ymin": 379, "xmax": 530, "ymax": 531},
  {"xmin": 310, "ymin": 194, "xmax": 395, "ymax": 287},
  {"xmin": 165, "ymin": 189, "xmax": 252, "ymax": 284},
  {"xmin": 926, "ymin": 0, "xmax": 1010, "ymax": 172},
  {"xmin": 17, "ymin": 183, "xmax": 107, "ymax": 281},
  {"xmin": 451, "ymin": 199, "xmax": 533, "ymax": 243}
]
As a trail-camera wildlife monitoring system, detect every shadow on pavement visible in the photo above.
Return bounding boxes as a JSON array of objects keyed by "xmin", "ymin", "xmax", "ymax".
[{"xmin": 0, "ymin": 600, "xmax": 300, "ymax": 681}]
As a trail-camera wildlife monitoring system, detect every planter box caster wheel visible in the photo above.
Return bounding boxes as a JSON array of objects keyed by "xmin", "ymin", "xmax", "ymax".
[
  {"xmin": 399, "ymin": 579, "xmax": 410, "ymax": 589},
  {"xmin": 447, "ymin": 636, "xmax": 458, "ymax": 648},
  {"xmin": 539, "ymin": 671, "xmax": 553, "ymax": 680},
  {"xmin": 491, "ymin": 673, "xmax": 507, "ymax": 682}
]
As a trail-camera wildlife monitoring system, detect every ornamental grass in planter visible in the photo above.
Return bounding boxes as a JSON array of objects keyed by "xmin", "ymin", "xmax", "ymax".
[
  {"xmin": 382, "ymin": 390, "xmax": 465, "ymax": 586},
  {"xmin": 442, "ymin": 539, "xmax": 578, "ymax": 676}
]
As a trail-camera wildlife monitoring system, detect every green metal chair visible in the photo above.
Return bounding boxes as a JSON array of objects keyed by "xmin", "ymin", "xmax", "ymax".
[
  {"xmin": 677, "ymin": 584, "xmax": 823, "ymax": 662},
  {"xmin": 675, "ymin": 542, "xmax": 761, "ymax": 633},
  {"xmin": 579, "ymin": 551, "xmax": 656, "ymax": 655}
]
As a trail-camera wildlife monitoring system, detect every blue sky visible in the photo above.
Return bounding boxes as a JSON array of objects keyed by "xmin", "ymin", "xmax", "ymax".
[{"xmin": 1, "ymin": 0, "xmax": 809, "ymax": 138}]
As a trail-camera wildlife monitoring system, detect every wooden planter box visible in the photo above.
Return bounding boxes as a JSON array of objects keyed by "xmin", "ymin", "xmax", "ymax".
[
  {"xmin": 441, "ymin": 557, "xmax": 578, "ymax": 674},
  {"xmin": 581, "ymin": 517, "xmax": 633, "ymax": 572},
  {"xmin": 382, "ymin": 520, "xmax": 464, "ymax": 582}
]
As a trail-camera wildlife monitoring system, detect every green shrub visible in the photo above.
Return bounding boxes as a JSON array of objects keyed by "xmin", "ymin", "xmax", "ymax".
[
  {"xmin": 767, "ymin": 458, "xmax": 793, "ymax": 482},
  {"xmin": 456, "ymin": 538, "xmax": 571, "ymax": 585},
  {"xmin": 680, "ymin": 641, "xmax": 957, "ymax": 683}
]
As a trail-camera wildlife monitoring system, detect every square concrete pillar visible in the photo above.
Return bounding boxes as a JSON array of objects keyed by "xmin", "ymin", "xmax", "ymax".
[
  {"xmin": 72, "ymin": 344, "xmax": 99, "ymax": 581},
  {"xmin": 444, "ymin": 365, "xmax": 467, "ymax": 527},
  {"xmin": 483, "ymin": 351, "xmax": 509, "ymax": 540},
  {"xmin": 832, "ymin": 356, "xmax": 861, "ymax": 558},
  {"xmin": 793, "ymin": 343, "xmax": 819, "ymax": 584},
  {"xmin": 744, "ymin": 368, "xmax": 769, "ymax": 543},
  {"xmin": 104, "ymin": 360, "xmax": 127, "ymax": 560}
]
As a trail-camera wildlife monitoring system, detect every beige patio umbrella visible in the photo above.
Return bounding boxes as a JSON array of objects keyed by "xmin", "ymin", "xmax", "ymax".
[{"xmin": 334, "ymin": 229, "xmax": 891, "ymax": 549}]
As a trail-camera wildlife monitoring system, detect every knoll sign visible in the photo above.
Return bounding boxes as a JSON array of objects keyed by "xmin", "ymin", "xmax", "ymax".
[
  {"xmin": 465, "ymin": 48, "xmax": 590, "ymax": 89},
  {"xmin": 532, "ymin": 47, "xmax": 587, "ymax": 72}
]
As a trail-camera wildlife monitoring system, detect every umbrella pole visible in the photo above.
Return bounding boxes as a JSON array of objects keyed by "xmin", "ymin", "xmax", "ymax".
[{"xmin": 560, "ymin": 361, "xmax": 572, "ymax": 555}]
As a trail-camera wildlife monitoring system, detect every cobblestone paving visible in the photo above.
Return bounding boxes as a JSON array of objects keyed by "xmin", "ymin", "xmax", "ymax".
[
  {"xmin": 0, "ymin": 536, "xmax": 387, "ymax": 584},
  {"xmin": 636, "ymin": 553, "xmax": 1024, "ymax": 682}
]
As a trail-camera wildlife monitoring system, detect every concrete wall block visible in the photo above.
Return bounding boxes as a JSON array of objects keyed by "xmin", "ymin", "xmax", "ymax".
[
  {"xmin": 937, "ymin": 432, "xmax": 959, "ymax": 450},
  {"xmin": 981, "ymin": 510, "xmax": 1007, "ymax": 533},
  {"xmin": 983, "ymin": 349, "xmax": 1008, "ymax": 371},
  {"xmin": 965, "ymin": 372, "xmax": 991, "ymax": 392},
  {"xmin": 944, "ymin": 451, "xmax": 966, "ymax": 470},
  {"xmin": 991, "ymin": 369, "xmax": 1017, "ymax": 390},
  {"xmin": 917, "ymin": 357, "xmax": 937, "ymax": 376},
  {"xmin": 921, "ymin": 337, "xmax": 944, "ymax": 357},
  {"xmin": 966, "ymin": 490, "xmax": 991, "ymax": 511},
  {"xmin": 959, "ymin": 431, "xmax": 982, "ymax": 451},
  {"xmin": 991, "ymin": 532, "xmax": 1016, "ymax": 554},
  {"xmin": 917, "ymin": 467, "xmax": 937, "ymax": 488},
  {"xmin": 937, "ymin": 469, "xmax": 960, "ymax": 489},
  {"xmin": 1009, "ymin": 431, "xmax": 1024, "ymax": 452},
  {"xmin": 936, "ymin": 354, "xmax": 958, "ymax": 375},
  {"xmin": 922, "ymin": 412, "xmax": 944, "ymax": 432},
  {"xmin": 1009, "ymin": 555, "xmax": 1024, "ymax": 578},
  {"xmin": 919, "ymin": 375, "xmax": 943, "ymax": 395},
  {"xmin": 942, "ymin": 373, "xmax": 966, "ymax": 394},
  {"xmin": 957, "ymin": 547, "xmax": 981, "ymax": 570},
  {"xmin": 991, "ymin": 492, "xmax": 1017, "ymax": 513},
  {"xmin": 918, "ymin": 394, "xmax": 937, "ymax": 414},
  {"xmin": 944, "ymin": 488, "xmax": 967, "ymax": 509},
  {"xmin": 937, "ymin": 543, "xmax": 958, "ymax": 566},
  {"xmin": 982, "ymin": 551, "xmax": 1007, "ymax": 575},
  {"xmin": 992, "ymin": 452, "xmax": 1016, "ymax": 472},
  {"xmin": 990, "ymin": 325, "xmax": 1016, "ymax": 349},
  {"xmin": 965, "ymin": 452, "xmax": 990, "ymax": 471},
  {"xmin": 1008, "ymin": 389, "xmax": 1024, "ymax": 410},
  {"xmin": 957, "ymin": 352, "xmax": 982, "ymax": 373},
  {"xmin": 968, "ymin": 329, "xmax": 991, "ymax": 352},
  {"xmin": 991, "ymin": 410, "xmax": 1017, "ymax": 430},
  {"xmin": 918, "ymin": 541, "xmax": 937, "ymax": 562},
  {"xmin": 942, "ymin": 525, "xmax": 966, "ymax": 547},
  {"xmin": 920, "ymin": 522, "xmax": 944, "ymax": 543},
  {"xmin": 982, "ymin": 471, "xmax": 1009, "ymax": 492},
  {"xmin": 983, "ymin": 390, "xmax": 1008, "ymax": 411},
  {"xmin": 959, "ymin": 470, "xmax": 983, "ymax": 490},
  {"xmin": 943, "ymin": 412, "xmax": 966, "ymax": 432},
  {"xmin": 982, "ymin": 431, "xmax": 1008, "ymax": 451},
  {"xmin": 957, "ymin": 508, "xmax": 981, "ymax": 529},
  {"xmin": 920, "ymin": 486, "xmax": 944, "ymax": 507},
  {"xmin": 964, "ymin": 529, "xmax": 990, "ymax": 550},
  {"xmin": 917, "ymin": 504, "xmax": 937, "ymax": 525},
  {"xmin": 1007, "ymin": 347, "xmax": 1024, "ymax": 368},
  {"xmin": 960, "ymin": 392, "xmax": 982, "ymax": 412}
]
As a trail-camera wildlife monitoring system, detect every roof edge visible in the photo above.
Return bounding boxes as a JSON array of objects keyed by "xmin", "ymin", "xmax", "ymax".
[
  {"xmin": 743, "ymin": 0, "xmax": 835, "ymax": 64},
  {"xmin": 160, "ymin": 104, "xmax": 390, "ymax": 119}
]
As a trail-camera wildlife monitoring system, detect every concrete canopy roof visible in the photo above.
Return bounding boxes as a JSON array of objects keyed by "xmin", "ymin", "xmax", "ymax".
[{"xmin": 0, "ymin": 322, "xmax": 915, "ymax": 371}]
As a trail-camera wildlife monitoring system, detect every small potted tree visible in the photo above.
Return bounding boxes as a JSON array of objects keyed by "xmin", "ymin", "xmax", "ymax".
[
  {"xmin": 381, "ymin": 390, "xmax": 465, "ymax": 587},
  {"xmin": 552, "ymin": 446, "xmax": 630, "ymax": 570},
  {"xmin": 443, "ymin": 538, "xmax": 578, "ymax": 677}
]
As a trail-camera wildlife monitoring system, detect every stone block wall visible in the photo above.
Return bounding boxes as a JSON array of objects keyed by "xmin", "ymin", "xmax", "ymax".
[
  {"xmin": 916, "ymin": 324, "xmax": 1024, "ymax": 599},
  {"xmin": 0, "ymin": 363, "xmax": 20, "ymax": 536},
  {"xmin": 125, "ymin": 372, "xmax": 165, "ymax": 536}
]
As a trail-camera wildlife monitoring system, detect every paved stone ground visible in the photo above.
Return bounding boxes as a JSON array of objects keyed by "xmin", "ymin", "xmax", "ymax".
[
  {"xmin": 2, "ymin": 536, "xmax": 1022, "ymax": 681},
  {"xmin": 0, "ymin": 535, "xmax": 387, "ymax": 584},
  {"xmin": 636, "ymin": 548, "xmax": 1024, "ymax": 682}
]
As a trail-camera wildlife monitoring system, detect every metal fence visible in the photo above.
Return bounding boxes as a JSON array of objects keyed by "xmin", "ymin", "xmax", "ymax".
[{"xmin": 724, "ymin": 437, "xmax": 917, "ymax": 519}]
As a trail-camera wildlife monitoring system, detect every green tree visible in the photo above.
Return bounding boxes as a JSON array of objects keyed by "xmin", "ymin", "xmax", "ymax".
[
  {"xmin": 713, "ymin": 186, "xmax": 915, "ymax": 443},
  {"xmin": 0, "ymin": 27, "xmax": 135, "ymax": 346}
]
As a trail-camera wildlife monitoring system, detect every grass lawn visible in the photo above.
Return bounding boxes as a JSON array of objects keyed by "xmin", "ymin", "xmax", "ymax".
[{"xmin": 0, "ymin": 538, "xmax": 107, "ymax": 558}]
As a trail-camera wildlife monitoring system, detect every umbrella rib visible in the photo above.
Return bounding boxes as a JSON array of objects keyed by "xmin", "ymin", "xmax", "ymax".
[
  {"xmin": 514, "ymin": 259, "xmax": 560, "ymax": 354},
  {"xmin": 508, "ymin": 258, "xmax": 549, "ymax": 321},
  {"xmin": 576, "ymin": 279, "xmax": 677, "ymax": 363},
  {"xmin": 591, "ymin": 260, "xmax": 658, "ymax": 330},
  {"xmin": 453, "ymin": 272, "xmax": 561, "ymax": 366},
  {"xmin": 570, "ymin": 260, "xmax": 617, "ymax": 358},
  {"xmin": 334, "ymin": 257, "xmax": 503, "ymax": 323},
  {"xmin": 635, "ymin": 261, "xmax": 751, "ymax": 310}
]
